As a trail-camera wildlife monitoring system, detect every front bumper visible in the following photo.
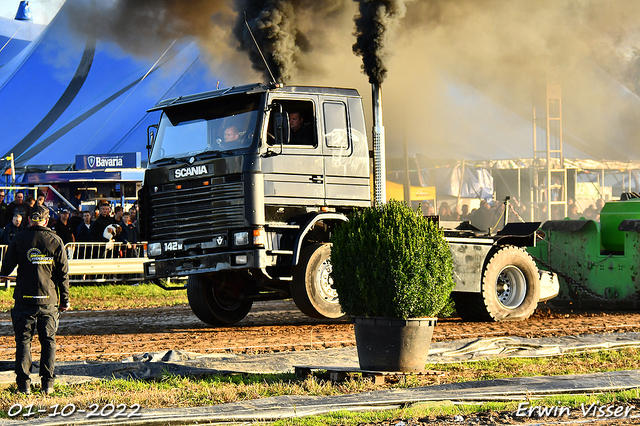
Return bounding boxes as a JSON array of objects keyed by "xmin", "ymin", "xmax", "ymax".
[{"xmin": 144, "ymin": 249, "xmax": 267, "ymax": 279}]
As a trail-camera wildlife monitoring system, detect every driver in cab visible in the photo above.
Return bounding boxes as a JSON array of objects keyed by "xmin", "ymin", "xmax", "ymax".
[{"xmin": 224, "ymin": 126, "xmax": 239, "ymax": 143}]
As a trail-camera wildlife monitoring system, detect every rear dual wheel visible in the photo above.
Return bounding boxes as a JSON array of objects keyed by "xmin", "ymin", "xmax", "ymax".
[{"xmin": 453, "ymin": 246, "xmax": 540, "ymax": 322}]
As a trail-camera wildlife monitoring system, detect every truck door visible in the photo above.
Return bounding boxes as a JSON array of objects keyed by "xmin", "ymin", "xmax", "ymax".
[
  {"xmin": 261, "ymin": 96, "xmax": 325, "ymax": 206},
  {"xmin": 320, "ymin": 96, "xmax": 371, "ymax": 207}
]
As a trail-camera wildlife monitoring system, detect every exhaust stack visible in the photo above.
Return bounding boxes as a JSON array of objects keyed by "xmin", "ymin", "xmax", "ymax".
[{"xmin": 372, "ymin": 83, "xmax": 386, "ymax": 206}]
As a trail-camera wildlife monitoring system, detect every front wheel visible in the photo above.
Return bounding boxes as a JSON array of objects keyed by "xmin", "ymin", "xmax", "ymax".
[
  {"xmin": 187, "ymin": 274, "xmax": 253, "ymax": 326},
  {"xmin": 453, "ymin": 246, "xmax": 540, "ymax": 322},
  {"xmin": 291, "ymin": 243, "xmax": 345, "ymax": 320}
]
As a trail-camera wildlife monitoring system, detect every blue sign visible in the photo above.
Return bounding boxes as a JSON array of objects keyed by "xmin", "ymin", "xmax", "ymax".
[{"xmin": 76, "ymin": 153, "xmax": 141, "ymax": 170}]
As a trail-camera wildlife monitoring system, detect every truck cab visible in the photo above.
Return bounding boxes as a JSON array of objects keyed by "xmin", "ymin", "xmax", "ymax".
[{"xmin": 140, "ymin": 83, "xmax": 370, "ymax": 325}]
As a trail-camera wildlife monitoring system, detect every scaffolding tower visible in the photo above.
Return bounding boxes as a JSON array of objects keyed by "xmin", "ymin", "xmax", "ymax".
[{"xmin": 532, "ymin": 78, "xmax": 567, "ymax": 222}]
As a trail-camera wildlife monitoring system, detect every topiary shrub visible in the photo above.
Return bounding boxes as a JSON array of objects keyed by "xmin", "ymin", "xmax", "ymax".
[{"xmin": 331, "ymin": 200, "xmax": 455, "ymax": 319}]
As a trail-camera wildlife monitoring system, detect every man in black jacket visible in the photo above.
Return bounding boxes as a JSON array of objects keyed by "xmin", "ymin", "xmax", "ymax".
[
  {"xmin": 0, "ymin": 205, "xmax": 69, "ymax": 395},
  {"xmin": 5, "ymin": 192, "xmax": 29, "ymax": 230},
  {"xmin": 52, "ymin": 209, "xmax": 74, "ymax": 245},
  {"xmin": 76, "ymin": 210, "xmax": 92, "ymax": 242},
  {"xmin": 90, "ymin": 203, "xmax": 117, "ymax": 242},
  {"xmin": 0, "ymin": 190, "xmax": 8, "ymax": 228},
  {"xmin": 2, "ymin": 213, "xmax": 22, "ymax": 245}
]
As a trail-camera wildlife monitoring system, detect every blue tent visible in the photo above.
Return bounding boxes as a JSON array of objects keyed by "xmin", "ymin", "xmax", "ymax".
[
  {"xmin": 0, "ymin": 0, "xmax": 220, "ymax": 173},
  {"xmin": 0, "ymin": 16, "xmax": 44, "ymax": 66}
]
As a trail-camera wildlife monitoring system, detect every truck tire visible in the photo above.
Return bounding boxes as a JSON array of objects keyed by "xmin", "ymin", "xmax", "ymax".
[
  {"xmin": 453, "ymin": 246, "xmax": 540, "ymax": 322},
  {"xmin": 187, "ymin": 275, "xmax": 253, "ymax": 326},
  {"xmin": 291, "ymin": 243, "xmax": 345, "ymax": 320}
]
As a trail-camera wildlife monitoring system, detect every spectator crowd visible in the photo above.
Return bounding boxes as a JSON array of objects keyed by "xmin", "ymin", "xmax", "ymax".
[{"xmin": 0, "ymin": 191, "xmax": 139, "ymax": 252}]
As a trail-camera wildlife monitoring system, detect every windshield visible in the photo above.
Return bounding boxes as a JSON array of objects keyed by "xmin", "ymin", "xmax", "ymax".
[{"xmin": 150, "ymin": 94, "xmax": 261, "ymax": 163}]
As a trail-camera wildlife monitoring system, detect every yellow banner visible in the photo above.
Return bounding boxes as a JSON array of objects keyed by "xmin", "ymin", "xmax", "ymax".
[{"xmin": 373, "ymin": 179, "xmax": 436, "ymax": 201}]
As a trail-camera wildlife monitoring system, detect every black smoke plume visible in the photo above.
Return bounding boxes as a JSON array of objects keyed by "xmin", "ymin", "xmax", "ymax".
[
  {"xmin": 66, "ymin": 0, "xmax": 229, "ymax": 57},
  {"xmin": 352, "ymin": 0, "xmax": 411, "ymax": 86},
  {"xmin": 66, "ymin": 0, "xmax": 351, "ymax": 84},
  {"xmin": 233, "ymin": 1, "xmax": 297, "ymax": 83},
  {"xmin": 232, "ymin": 1, "xmax": 349, "ymax": 84}
]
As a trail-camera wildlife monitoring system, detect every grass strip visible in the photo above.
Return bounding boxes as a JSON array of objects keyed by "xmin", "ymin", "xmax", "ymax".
[
  {"xmin": 0, "ymin": 283, "xmax": 187, "ymax": 312},
  {"xmin": 266, "ymin": 390, "xmax": 640, "ymax": 426},
  {"xmin": 1, "ymin": 347, "xmax": 640, "ymax": 420}
]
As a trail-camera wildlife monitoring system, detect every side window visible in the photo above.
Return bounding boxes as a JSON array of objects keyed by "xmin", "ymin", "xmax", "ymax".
[
  {"xmin": 323, "ymin": 102, "xmax": 349, "ymax": 149},
  {"xmin": 267, "ymin": 100, "xmax": 316, "ymax": 146}
]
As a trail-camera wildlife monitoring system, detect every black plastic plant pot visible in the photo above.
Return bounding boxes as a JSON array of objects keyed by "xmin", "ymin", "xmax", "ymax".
[{"xmin": 353, "ymin": 316, "xmax": 437, "ymax": 372}]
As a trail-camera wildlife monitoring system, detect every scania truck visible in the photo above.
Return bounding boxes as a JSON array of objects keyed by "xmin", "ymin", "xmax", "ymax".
[{"xmin": 139, "ymin": 83, "xmax": 557, "ymax": 326}]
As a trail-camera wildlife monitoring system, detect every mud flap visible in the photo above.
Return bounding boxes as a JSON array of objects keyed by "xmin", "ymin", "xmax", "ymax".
[{"xmin": 539, "ymin": 270, "xmax": 559, "ymax": 302}]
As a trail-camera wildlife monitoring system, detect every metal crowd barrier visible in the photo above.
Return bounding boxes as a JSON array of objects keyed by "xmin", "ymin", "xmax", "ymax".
[{"xmin": 0, "ymin": 242, "xmax": 149, "ymax": 285}]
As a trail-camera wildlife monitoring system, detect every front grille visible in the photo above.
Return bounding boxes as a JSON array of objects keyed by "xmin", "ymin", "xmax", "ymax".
[{"xmin": 148, "ymin": 178, "xmax": 245, "ymax": 241}]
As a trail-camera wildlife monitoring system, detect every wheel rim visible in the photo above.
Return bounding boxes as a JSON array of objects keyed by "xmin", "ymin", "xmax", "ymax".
[
  {"xmin": 316, "ymin": 259, "xmax": 338, "ymax": 303},
  {"xmin": 495, "ymin": 266, "xmax": 527, "ymax": 309},
  {"xmin": 211, "ymin": 281, "xmax": 244, "ymax": 312}
]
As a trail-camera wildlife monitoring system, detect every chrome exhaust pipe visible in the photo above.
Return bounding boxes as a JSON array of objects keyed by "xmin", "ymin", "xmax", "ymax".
[{"xmin": 372, "ymin": 83, "xmax": 386, "ymax": 206}]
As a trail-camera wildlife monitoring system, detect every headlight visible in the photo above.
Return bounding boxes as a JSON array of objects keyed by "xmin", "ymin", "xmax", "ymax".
[
  {"xmin": 234, "ymin": 231, "xmax": 249, "ymax": 246},
  {"xmin": 147, "ymin": 263, "xmax": 156, "ymax": 276},
  {"xmin": 148, "ymin": 243, "xmax": 162, "ymax": 257}
]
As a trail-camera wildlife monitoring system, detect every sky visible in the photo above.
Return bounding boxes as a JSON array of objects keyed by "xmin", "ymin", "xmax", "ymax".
[{"xmin": 0, "ymin": 0, "xmax": 64, "ymax": 25}]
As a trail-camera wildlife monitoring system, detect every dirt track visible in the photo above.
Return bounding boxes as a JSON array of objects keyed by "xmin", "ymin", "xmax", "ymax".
[{"xmin": 1, "ymin": 300, "xmax": 640, "ymax": 362}]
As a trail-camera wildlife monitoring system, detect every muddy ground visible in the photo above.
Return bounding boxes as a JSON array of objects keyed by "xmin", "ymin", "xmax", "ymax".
[{"xmin": 1, "ymin": 300, "xmax": 640, "ymax": 362}]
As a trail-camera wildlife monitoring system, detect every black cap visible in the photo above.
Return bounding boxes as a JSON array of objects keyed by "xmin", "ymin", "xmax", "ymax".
[
  {"xmin": 59, "ymin": 208, "xmax": 69, "ymax": 214},
  {"xmin": 30, "ymin": 205, "xmax": 49, "ymax": 222}
]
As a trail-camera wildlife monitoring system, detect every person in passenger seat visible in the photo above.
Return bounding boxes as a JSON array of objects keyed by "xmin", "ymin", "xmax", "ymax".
[{"xmin": 288, "ymin": 111, "xmax": 313, "ymax": 145}]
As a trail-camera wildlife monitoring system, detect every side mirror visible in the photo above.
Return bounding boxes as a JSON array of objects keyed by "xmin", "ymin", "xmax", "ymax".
[
  {"xmin": 147, "ymin": 125, "xmax": 158, "ymax": 159},
  {"xmin": 274, "ymin": 110, "xmax": 290, "ymax": 146}
]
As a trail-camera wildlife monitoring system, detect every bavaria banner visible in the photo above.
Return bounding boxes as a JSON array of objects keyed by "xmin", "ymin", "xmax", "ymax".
[{"xmin": 76, "ymin": 153, "xmax": 141, "ymax": 170}]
